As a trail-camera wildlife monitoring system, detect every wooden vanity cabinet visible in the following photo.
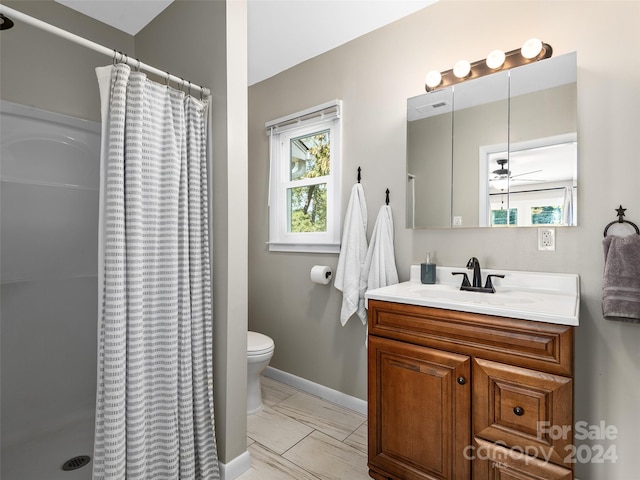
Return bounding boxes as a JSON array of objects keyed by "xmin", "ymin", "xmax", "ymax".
[
  {"xmin": 367, "ymin": 299, "xmax": 575, "ymax": 480},
  {"xmin": 368, "ymin": 335, "xmax": 471, "ymax": 480}
]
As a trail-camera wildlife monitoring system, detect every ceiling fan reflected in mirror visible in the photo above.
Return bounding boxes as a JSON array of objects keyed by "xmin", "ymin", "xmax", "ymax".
[{"xmin": 489, "ymin": 158, "xmax": 543, "ymax": 184}]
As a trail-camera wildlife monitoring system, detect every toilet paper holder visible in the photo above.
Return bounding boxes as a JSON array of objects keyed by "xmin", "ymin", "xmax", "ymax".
[{"xmin": 310, "ymin": 265, "xmax": 333, "ymax": 285}]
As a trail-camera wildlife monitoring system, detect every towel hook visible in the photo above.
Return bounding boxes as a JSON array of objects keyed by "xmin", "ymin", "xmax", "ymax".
[
  {"xmin": 385, "ymin": 188, "xmax": 390, "ymax": 206},
  {"xmin": 357, "ymin": 166, "xmax": 361, "ymax": 183},
  {"xmin": 604, "ymin": 205, "xmax": 640, "ymax": 237}
]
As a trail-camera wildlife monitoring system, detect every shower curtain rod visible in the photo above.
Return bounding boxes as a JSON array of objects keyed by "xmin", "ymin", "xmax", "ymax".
[{"xmin": 0, "ymin": 4, "xmax": 211, "ymax": 97}]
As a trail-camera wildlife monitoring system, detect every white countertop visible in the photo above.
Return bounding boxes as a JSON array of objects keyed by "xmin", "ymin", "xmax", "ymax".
[{"xmin": 365, "ymin": 265, "xmax": 580, "ymax": 326}]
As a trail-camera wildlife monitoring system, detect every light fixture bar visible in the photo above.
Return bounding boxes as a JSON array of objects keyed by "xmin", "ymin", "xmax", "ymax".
[{"xmin": 425, "ymin": 40, "xmax": 552, "ymax": 92}]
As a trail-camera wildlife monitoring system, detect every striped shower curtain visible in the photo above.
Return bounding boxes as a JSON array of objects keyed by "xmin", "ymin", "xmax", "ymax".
[{"xmin": 93, "ymin": 63, "xmax": 219, "ymax": 480}]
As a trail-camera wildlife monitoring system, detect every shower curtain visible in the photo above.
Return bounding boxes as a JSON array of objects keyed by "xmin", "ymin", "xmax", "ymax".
[{"xmin": 93, "ymin": 63, "xmax": 219, "ymax": 480}]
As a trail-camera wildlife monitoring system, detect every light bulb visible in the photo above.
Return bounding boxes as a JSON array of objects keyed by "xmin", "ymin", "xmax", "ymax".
[
  {"xmin": 425, "ymin": 70, "xmax": 442, "ymax": 89},
  {"xmin": 453, "ymin": 60, "xmax": 471, "ymax": 79},
  {"xmin": 493, "ymin": 179, "xmax": 509, "ymax": 191},
  {"xmin": 486, "ymin": 49, "xmax": 506, "ymax": 69},
  {"xmin": 521, "ymin": 38, "xmax": 543, "ymax": 59}
]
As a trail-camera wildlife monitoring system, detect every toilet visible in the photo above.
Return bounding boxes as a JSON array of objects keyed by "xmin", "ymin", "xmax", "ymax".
[{"xmin": 247, "ymin": 331, "xmax": 275, "ymax": 414}]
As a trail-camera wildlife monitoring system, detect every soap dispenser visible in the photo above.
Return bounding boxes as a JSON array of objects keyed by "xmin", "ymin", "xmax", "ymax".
[{"xmin": 421, "ymin": 251, "xmax": 436, "ymax": 284}]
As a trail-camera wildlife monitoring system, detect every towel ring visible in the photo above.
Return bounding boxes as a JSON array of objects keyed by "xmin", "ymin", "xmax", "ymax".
[{"xmin": 603, "ymin": 205, "xmax": 639, "ymax": 237}]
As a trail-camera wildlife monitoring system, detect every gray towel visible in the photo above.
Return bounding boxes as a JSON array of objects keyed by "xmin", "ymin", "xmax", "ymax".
[{"xmin": 603, "ymin": 234, "xmax": 640, "ymax": 323}]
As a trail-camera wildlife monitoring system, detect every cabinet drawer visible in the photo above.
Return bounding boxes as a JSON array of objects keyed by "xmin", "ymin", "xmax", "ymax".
[
  {"xmin": 368, "ymin": 300, "xmax": 573, "ymax": 375},
  {"xmin": 472, "ymin": 437, "xmax": 573, "ymax": 480},
  {"xmin": 473, "ymin": 358, "xmax": 573, "ymax": 468}
]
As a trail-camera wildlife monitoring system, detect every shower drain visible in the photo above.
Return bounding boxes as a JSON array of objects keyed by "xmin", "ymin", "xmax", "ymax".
[{"xmin": 61, "ymin": 455, "xmax": 91, "ymax": 471}]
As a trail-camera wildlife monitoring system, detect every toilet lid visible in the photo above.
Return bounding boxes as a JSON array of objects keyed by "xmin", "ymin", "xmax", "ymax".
[{"xmin": 248, "ymin": 331, "xmax": 274, "ymax": 355}]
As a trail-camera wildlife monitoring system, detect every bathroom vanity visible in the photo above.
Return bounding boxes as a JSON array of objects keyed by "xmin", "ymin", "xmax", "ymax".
[{"xmin": 365, "ymin": 266, "xmax": 579, "ymax": 480}]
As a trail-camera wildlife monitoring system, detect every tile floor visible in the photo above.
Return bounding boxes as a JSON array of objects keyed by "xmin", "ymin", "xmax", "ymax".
[{"xmin": 238, "ymin": 376, "xmax": 370, "ymax": 480}]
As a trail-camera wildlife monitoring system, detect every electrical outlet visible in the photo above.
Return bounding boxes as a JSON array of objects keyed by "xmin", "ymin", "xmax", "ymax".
[
  {"xmin": 538, "ymin": 227, "xmax": 555, "ymax": 251},
  {"xmin": 453, "ymin": 216, "xmax": 462, "ymax": 226}
]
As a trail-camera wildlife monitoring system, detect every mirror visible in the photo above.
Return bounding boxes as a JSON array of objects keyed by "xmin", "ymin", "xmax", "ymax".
[
  {"xmin": 406, "ymin": 52, "xmax": 577, "ymax": 228},
  {"xmin": 406, "ymin": 88, "xmax": 453, "ymax": 228}
]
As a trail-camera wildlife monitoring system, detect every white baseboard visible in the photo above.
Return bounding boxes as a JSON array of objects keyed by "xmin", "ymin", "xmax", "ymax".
[
  {"xmin": 219, "ymin": 450, "xmax": 251, "ymax": 480},
  {"xmin": 264, "ymin": 366, "xmax": 367, "ymax": 416}
]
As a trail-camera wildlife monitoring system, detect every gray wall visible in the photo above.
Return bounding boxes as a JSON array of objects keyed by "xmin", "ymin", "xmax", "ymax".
[
  {"xmin": 248, "ymin": 1, "xmax": 640, "ymax": 479},
  {"xmin": 0, "ymin": 0, "xmax": 134, "ymax": 121}
]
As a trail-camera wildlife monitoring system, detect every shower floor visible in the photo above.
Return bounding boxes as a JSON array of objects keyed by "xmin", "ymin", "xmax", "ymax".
[{"xmin": 1, "ymin": 415, "xmax": 94, "ymax": 480}]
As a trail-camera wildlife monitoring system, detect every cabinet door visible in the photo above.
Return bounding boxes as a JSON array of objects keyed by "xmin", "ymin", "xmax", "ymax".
[
  {"xmin": 472, "ymin": 437, "xmax": 573, "ymax": 480},
  {"xmin": 368, "ymin": 335, "xmax": 471, "ymax": 480},
  {"xmin": 473, "ymin": 358, "xmax": 573, "ymax": 468}
]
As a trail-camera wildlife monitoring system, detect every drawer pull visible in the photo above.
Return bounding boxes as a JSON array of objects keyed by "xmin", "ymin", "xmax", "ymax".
[
  {"xmin": 457, "ymin": 376, "xmax": 466, "ymax": 385},
  {"xmin": 513, "ymin": 406, "xmax": 525, "ymax": 416}
]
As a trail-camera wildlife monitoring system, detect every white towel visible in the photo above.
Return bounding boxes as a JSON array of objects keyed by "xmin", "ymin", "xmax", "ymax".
[
  {"xmin": 562, "ymin": 186, "xmax": 574, "ymax": 226},
  {"xmin": 334, "ymin": 184, "xmax": 368, "ymax": 325},
  {"xmin": 362, "ymin": 205, "xmax": 399, "ymax": 294}
]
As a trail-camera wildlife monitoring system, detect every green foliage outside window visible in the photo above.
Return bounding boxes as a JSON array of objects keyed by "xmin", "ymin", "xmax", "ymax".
[
  {"xmin": 492, "ymin": 208, "xmax": 518, "ymax": 226},
  {"xmin": 531, "ymin": 206, "xmax": 562, "ymax": 225},
  {"xmin": 289, "ymin": 184, "xmax": 327, "ymax": 232},
  {"xmin": 289, "ymin": 132, "xmax": 330, "ymax": 233}
]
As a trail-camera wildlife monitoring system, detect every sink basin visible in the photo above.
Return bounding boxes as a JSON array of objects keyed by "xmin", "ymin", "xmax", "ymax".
[
  {"xmin": 406, "ymin": 283, "xmax": 535, "ymax": 306},
  {"xmin": 365, "ymin": 265, "xmax": 579, "ymax": 326}
]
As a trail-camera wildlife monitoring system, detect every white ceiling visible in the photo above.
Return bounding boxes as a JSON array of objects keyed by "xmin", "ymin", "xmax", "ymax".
[
  {"xmin": 55, "ymin": 0, "xmax": 437, "ymax": 85},
  {"xmin": 55, "ymin": 0, "xmax": 174, "ymax": 36},
  {"xmin": 247, "ymin": 0, "xmax": 436, "ymax": 85}
]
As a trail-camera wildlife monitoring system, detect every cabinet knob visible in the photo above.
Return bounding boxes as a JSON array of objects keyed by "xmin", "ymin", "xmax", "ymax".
[
  {"xmin": 457, "ymin": 376, "xmax": 466, "ymax": 385},
  {"xmin": 513, "ymin": 406, "xmax": 525, "ymax": 416}
]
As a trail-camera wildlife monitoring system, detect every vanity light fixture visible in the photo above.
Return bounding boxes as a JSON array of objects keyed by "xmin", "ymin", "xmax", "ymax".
[
  {"xmin": 424, "ymin": 38, "xmax": 552, "ymax": 91},
  {"xmin": 486, "ymin": 49, "xmax": 506, "ymax": 69},
  {"xmin": 424, "ymin": 70, "xmax": 442, "ymax": 89},
  {"xmin": 453, "ymin": 59, "xmax": 471, "ymax": 79},
  {"xmin": 521, "ymin": 38, "xmax": 544, "ymax": 59}
]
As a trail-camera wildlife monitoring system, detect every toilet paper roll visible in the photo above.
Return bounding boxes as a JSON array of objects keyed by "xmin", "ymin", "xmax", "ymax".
[{"xmin": 310, "ymin": 265, "xmax": 333, "ymax": 285}]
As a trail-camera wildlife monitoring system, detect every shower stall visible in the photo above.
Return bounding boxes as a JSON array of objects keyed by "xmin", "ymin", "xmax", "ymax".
[
  {"xmin": 1, "ymin": 100, "xmax": 101, "ymax": 479},
  {"xmin": 1, "ymin": 2, "xmax": 249, "ymax": 477}
]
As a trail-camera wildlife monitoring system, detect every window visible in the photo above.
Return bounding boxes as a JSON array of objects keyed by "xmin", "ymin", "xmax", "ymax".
[
  {"xmin": 490, "ymin": 188, "xmax": 567, "ymax": 226},
  {"xmin": 267, "ymin": 100, "xmax": 342, "ymax": 253}
]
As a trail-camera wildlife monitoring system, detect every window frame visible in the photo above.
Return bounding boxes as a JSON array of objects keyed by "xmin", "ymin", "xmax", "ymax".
[{"xmin": 267, "ymin": 100, "xmax": 342, "ymax": 253}]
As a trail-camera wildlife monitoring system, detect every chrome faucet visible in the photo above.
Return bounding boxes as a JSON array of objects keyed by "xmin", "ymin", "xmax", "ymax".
[{"xmin": 451, "ymin": 257, "xmax": 505, "ymax": 293}]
